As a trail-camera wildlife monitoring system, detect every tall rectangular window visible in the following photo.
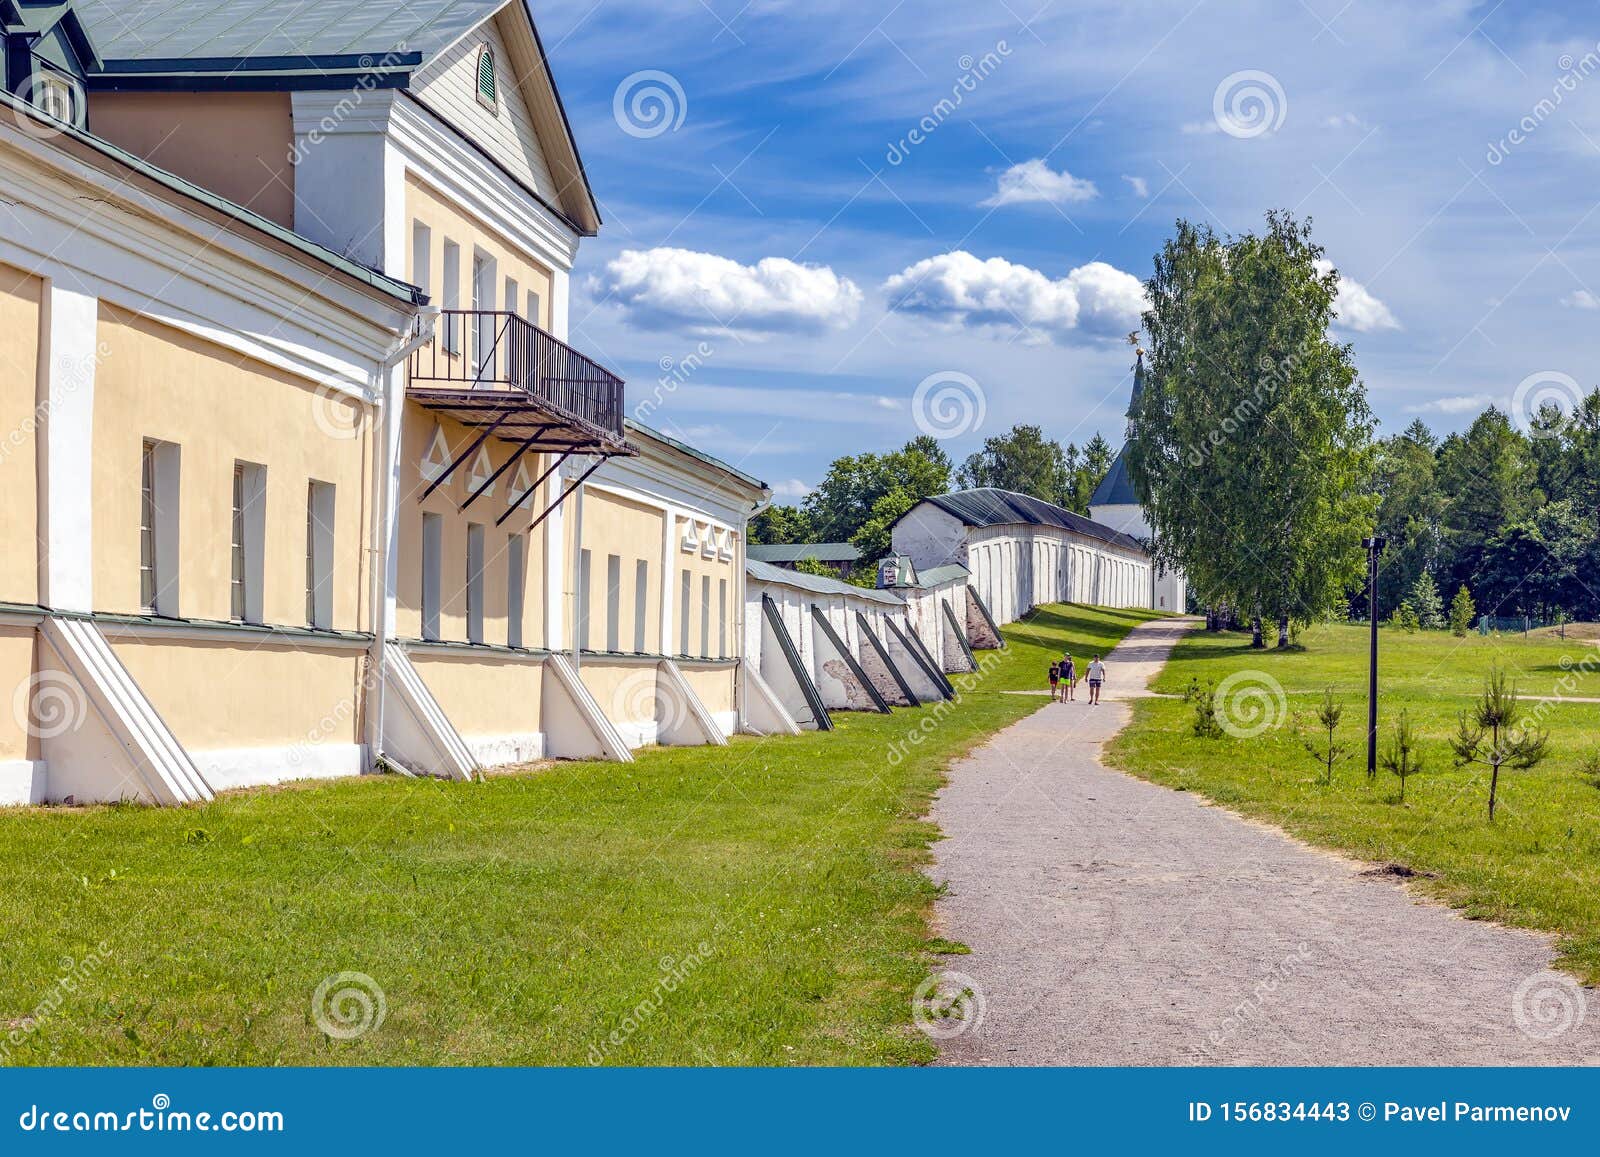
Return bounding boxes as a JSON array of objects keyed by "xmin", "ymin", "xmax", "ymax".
[
  {"xmin": 230, "ymin": 461, "xmax": 266, "ymax": 624},
  {"xmin": 605, "ymin": 553, "xmax": 621, "ymax": 652},
  {"xmin": 527, "ymin": 289, "xmax": 543, "ymax": 329},
  {"xmin": 576, "ymin": 548, "xmax": 592, "ymax": 651},
  {"xmin": 679, "ymin": 570, "xmax": 691, "ymax": 655},
  {"xmin": 441, "ymin": 239, "xmax": 461, "ymax": 354},
  {"xmin": 718, "ymin": 577, "xmax": 728, "ymax": 659},
  {"xmin": 506, "ymin": 533, "xmax": 526, "ymax": 649},
  {"xmin": 421, "ymin": 512, "xmax": 442, "ymax": 640},
  {"xmin": 466, "ymin": 522, "xmax": 485, "ymax": 644},
  {"xmin": 411, "ymin": 221, "xmax": 431, "ymax": 295},
  {"xmin": 140, "ymin": 440, "xmax": 180, "ymax": 616},
  {"xmin": 305, "ymin": 480, "xmax": 336, "ymax": 629},
  {"xmin": 471, "ymin": 250, "xmax": 496, "ymax": 379},
  {"xmin": 700, "ymin": 575, "xmax": 711, "ymax": 658},
  {"xmin": 633, "ymin": 560, "xmax": 649, "ymax": 653},
  {"xmin": 140, "ymin": 441, "xmax": 158, "ymax": 613}
]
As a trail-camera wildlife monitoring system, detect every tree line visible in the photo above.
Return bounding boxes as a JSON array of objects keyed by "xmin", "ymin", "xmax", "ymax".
[
  {"xmin": 755, "ymin": 209, "xmax": 1599, "ymax": 634},
  {"xmin": 750, "ymin": 428, "xmax": 1118, "ymax": 584}
]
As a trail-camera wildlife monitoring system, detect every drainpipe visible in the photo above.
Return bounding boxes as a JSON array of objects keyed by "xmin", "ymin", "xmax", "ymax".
[{"xmin": 366, "ymin": 307, "xmax": 440, "ymax": 772}]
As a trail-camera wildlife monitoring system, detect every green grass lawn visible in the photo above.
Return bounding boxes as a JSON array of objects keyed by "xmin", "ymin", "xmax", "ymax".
[
  {"xmin": 0, "ymin": 603, "xmax": 1162, "ymax": 1066},
  {"xmin": 1106, "ymin": 620, "xmax": 1600, "ymax": 982}
]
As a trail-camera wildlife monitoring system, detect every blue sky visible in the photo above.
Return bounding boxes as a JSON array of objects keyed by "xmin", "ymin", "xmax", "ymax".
[{"xmin": 533, "ymin": 0, "xmax": 1600, "ymax": 498}]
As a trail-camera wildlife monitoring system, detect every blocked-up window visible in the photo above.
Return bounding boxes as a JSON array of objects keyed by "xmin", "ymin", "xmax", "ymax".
[
  {"xmin": 306, "ymin": 481, "xmax": 336, "ymax": 629},
  {"xmin": 605, "ymin": 554, "xmax": 622, "ymax": 652},
  {"xmin": 139, "ymin": 439, "xmax": 181, "ymax": 616},
  {"xmin": 231, "ymin": 462, "xmax": 266, "ymax": 624},
  {"xmin": 577, "ymin": 548, "xmax": 593, "ymax": 651},
  {"xmin": 634, "ymin": 560, "xmax": 649, "ymax": 652},
  {"xmin": 466, "ymin": 523, "xmax": 486, "ymax": 644},
  {"xmin": 421, "ymin": 512, "xmax": 443, "ymax": 640},
  {"xmin": 700, "ymin": 575, "xmax": 711, "ymax": 658},
  {"xmin": 679, "ymin": 569, "xmax": 691, "ymax": 655},
  {"xmin": 507, "ymin": 532, "xmax": 526, "ymax": 649}
]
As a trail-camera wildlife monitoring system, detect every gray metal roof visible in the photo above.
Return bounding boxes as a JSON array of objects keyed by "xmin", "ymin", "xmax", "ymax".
[
  {"xmin": 912, "ymin": 563, "xmax": 970, "ymax": 588},
  {"xmin": 922, "ymin": 488, "xmax": 1144, "ymax": 552},
  {"xmin": 1089, "ymin": 446, "xmax": 1138, "ymax": 507},
  {"xmin": 623, "ymin": 419, "xmax": 768, "ymax": 492},
  {"xmin": 746, "ymin": 559, "xmax": 904, "ymax": 606},
  {"xmin": 76, "ymin": 0, "xmax": 499, "ymax": 63},
  {"xmin": 747, "ymin": 542, "xmax": 860, "ymax": 564}
]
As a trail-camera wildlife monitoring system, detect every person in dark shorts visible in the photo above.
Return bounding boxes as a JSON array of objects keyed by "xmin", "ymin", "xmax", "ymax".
[
  {"xmin": 1047, "ymin": 661, "xmax": 1061, "ymax": 701},
  {"xmin": 1086, "ymin": 655, "xmax": 1107, "ymax": 705},
  {"xmin": 1059, "ymin": 655, "xmax": 1076, "ymax": 701}
]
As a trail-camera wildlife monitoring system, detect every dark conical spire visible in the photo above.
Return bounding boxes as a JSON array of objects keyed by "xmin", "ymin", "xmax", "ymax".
[{"xmin": 1125, "ymin": 349, "xmax": 1145, "ymax": 432}]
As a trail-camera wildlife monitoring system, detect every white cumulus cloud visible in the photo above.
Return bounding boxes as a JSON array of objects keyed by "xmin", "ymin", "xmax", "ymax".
[
  {"xmin": 1407, "ymin": 393, "xmax": 1494, "ymax": 415},
  {"xmin": 1316, "ymin": 259, "xmax": 1400, "ymax": 332},
  {"xmin": 882, "ymin": 251, "xmax": 1146, "ymax": 341},
  {"xmin": 1561, "ymin": 289, "xmax": 1600, "ymax": 310},
  {"xmin": 1122, "ymin": 174, "xmax": 1149, "ymax": 198},
  {"xmin": 980, "ymin": 159, "xmax": 1098, "ymax": 207},
  {"xmin": 599, "ymin": 247, "xmax": 862, "ymax": 336}
]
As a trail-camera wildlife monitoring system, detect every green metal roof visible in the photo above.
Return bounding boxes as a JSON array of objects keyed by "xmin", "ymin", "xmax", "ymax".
[
  {"xmin": 1, "ymin": 88, "xmax": 423, "ymax": 306},
  {"xmin": 747, "ymin": 542, "xmax": 859, "ymax": 564},
  {"xmin": 746, "ymin": 559, "xmax": 903, "ymax": 606},
  {"xmin": 624, "ymin": 418, "xmax": 768, "ymax": 492}
]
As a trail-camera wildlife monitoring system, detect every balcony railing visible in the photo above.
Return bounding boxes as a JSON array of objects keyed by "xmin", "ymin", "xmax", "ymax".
[{"xmin": 409, "ymin": 310, "xmax": 624, "ymax": 438}]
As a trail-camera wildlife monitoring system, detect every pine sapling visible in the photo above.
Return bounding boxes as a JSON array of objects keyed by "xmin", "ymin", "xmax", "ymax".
[
  {"xmin": 1450, "ymin": 664, "xmax": 1550, "ymax": 821},
  {"xmin": 1379, "ymin": 709, "xmax": 1426, "ymax": 802},
  {"xmin": 1299, "ymin": 686, "xmax": 1350, "ymax": 786}
]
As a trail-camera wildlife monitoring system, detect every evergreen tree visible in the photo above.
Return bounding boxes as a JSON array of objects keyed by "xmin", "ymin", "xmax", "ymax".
[
  {"xmin": 1410, "ymin": 571, "xmax": 1444, "ymax": 630},
  {"xmin": 1449, "ymin": 584, "xmax": 1476, "ymax": 636}
]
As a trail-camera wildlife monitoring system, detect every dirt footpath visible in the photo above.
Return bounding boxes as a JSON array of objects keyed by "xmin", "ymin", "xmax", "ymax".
[{"xmin": 927, "ymin": 618, "xmax": 1598, "ymax": 1065}]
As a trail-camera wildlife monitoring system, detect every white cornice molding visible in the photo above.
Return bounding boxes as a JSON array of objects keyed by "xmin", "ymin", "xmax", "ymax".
[
  {"xmin": 0, "ymin": 129, "xmax": 412, "ymax": 401},
  {"xmin": 387, "ymin": 96, "xmax": 580, "ymax": 273}
]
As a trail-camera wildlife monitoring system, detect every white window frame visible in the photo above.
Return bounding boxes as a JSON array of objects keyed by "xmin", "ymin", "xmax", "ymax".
[{"xmin": 475, "ymin": 44, "xmax": 499, "ymax": 113}]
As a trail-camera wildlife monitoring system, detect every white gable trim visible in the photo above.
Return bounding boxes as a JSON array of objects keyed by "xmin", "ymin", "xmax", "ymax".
[
  {"xmin": 420, "ymin": 425, "xmax": 451, "ymax": 483},
  {"xmin": 467, "ymin": 446, "xmax": 496, "ymax": 496}
]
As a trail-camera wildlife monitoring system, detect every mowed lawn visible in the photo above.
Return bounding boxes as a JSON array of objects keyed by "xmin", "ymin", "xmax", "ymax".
[
  {"xmin": 0, "ymin": 604, "xmax": 1162, "ymax": 1066},
  {"xmin": 1107, "ymin": 621, "xmax": 1600, "ymax": 982}
]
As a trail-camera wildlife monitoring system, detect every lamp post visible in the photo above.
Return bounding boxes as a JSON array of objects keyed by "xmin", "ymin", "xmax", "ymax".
[{"xmin": 1362, "ymin": 535, "xmax": 1387, "ymax": 778}]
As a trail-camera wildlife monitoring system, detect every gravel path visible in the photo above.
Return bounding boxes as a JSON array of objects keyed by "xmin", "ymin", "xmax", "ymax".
[{"xmin": 928, "ymin": 617, "xmax": 1598, "ymax": 1065}]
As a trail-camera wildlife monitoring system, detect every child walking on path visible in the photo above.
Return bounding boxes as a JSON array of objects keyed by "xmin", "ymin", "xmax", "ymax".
[
  {"xmin": 1059, "ymin": 655, "xmax": 1076, "ymax": 701},
  {"xmin": 1047, "ymin": 661, "xmax": 1061, "ymax": 701},
  {"xmin": 1086, "ymin": 655, "xmax": 1107, "ymax": 705}
]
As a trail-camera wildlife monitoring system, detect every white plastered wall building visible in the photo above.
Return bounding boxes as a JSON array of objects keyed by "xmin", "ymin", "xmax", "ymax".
[{"xmin": 891, "ymin": 489, "xmax": 1155, "ymax": 628}]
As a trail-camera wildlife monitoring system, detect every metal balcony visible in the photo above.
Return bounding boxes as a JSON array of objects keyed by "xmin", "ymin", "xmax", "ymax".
[{"xmin": 408, "ymin": 310, "xmax": 624, "ymax": 439}]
